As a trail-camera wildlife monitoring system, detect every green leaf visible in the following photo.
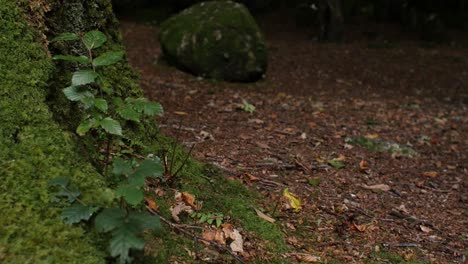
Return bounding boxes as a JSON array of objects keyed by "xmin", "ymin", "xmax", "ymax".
[
  {"xmin": 117, "ymin": 104, "xmax": 140, "ymax": 122},
  {"xmin": 215, "ymin": 217, "xmax": 222, "ymax": 227},
  {"xmin": 92, "ymin": 51, "xmax": 124, "ymax": 67},
  {"xmin": 109, "ymin": 223, "xmax": 145, "ymax": 263},
  {"xmin": 61, "ymin": 204, "xmax": 98, "ymax": 225},
  {"xmin": 83, "ymin": 30, "xmax": 107, "ymax": 50},
  {"xmin": 50, "ymin": 32, "xmax": 79, "ymax": 42},
  {"xmin": 63, "ymin": 86, "xmax": 93, "ymax": 101},
  {"xmin": 94, "ymin": 98, "xmax": 108, "ymax": 112},
  {"xmin": 72, "ymin": 69, "xmax": 98, "ymax": 86},
  {"xmin": 99, "ymin": 117, "xmax": 122, "ymax": 136},
  {"xmin": 307, "ymin": 177, "xmax": 322, "ymax": 187},
  {"xmin": 76, "ymin": 118, "xmax": 98, "ymax": 136},
  {"xmin": 112, "ymin": 158, "xmax": 133, "ymax": 176},
  {"xmin": 81, "ymin": 97, "xmax": 95, "ymax": 109},
  {"xmin": 129, "ymin": 159, "xmax": 163, "ymax": 187},
  {"xmin": 53, "ymin": 55, "xmax": 91, "ymax": 64},
  {"xmin": 328, "ymin": 160, "xmax": 345, "ymax": 169},
  {"xmin": 241, "ymin": 99, "xmax": 256, "ymax": 113},
  {"xmin": 128, "ymin": 212, "xmax": 161, "ymax": 233},
  {"xmin": 95, "ymin": 208, "xmax": 126, "ymax": 233},
  {"xmin": 116, "ymin": 184, "xmax": 144, "ymax": 206},
  {"xmin": 142, "ymin": 102, "xmax": 164, "ymax": 116},
  {"xmin": 48, "ymin": 177, "xmax": 70, "ymax": 188}
]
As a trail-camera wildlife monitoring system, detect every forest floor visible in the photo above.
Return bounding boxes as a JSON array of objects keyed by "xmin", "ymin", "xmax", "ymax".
[{"xmin": 120, "ymin": 13, "xmax": 467, "ymax": 263}]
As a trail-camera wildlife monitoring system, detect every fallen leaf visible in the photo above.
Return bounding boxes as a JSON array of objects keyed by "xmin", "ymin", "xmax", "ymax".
[
  {"xmin": 335, "ymin": 154, "xmax": 346, "ymax": 161},
  {"xmin": 365, "ymin": 133, "xmax": 379, "ymax": 139},
  {"xmin": 182, "ymin": 192, "xmax": 198, "ymax": 209},
  {"xmin": 307, "ymin": 177, "xmax": 321, "ymax": 187},
  {"xmin": 171, "ymin": 203, "xmax": 193, "ymax": 222},
  {"xmin": 286, "ymin": 237, "xmax": 301, "ymax": 247},
  {"xmin": 404, "ymin": 252, "xmax": 415, "ymax": 261},
  {"xmin": 300, "ymin": 132, "xmax": 307, "ymax": 139},
  {"xmin": 254, "ymin": 208, "xmax": 276, "ymax": 223},
  {"xmin": 154, "ymin": 188, "xmax": 166, "ymax": 197},
  {"xmin": 248, "ymin": 118, "xmax": 264, "ymax": 124},
  {"xmin": 144, "ymin": 197, "xmax": 158, "ymax": 211},
  {"xmin": 255, "ymin": 142, "xmax": 270, "ymax": 149},
  {"xmin": 295, "ymin": 254, "xmax": 321, "ymax": 263},
  {"xmin": 420, "ymin": 225, "xmax": 433, "ymax": 233},
  {"xmin": 229, "ymin": 229, "xmax": 244, "ymax": 253},
  {"xmin": 244, "ymin": 173, "xmax": 259, "ymax": 181},
  {"xmin": 201, "ymin": 229, "xmax": 226, "ymax": 246},
  {"xmin": 174, "ymin": 111, "xmax": 188, "ymax": 116},
  {"xmin": 352, "ymin": 222, "xmax": 367, "ymax": 232},
  {"xmin": 360, "ymin": 184, "xmax": 391, "ymax": 192},
  {"xmin": 328, "ymin": 160, "xmax": 345, "ymax": 169},
  {"xmin": 422, "ymin": 171, "xmax": 438, "ymax": 178},
  {"xmin": 359, "ymin": 160, "xmax": 368, "ymax": 172},
  {"xmin": 283, "ymin": 188, "xmax": 302, "ymax": 212},
  {"xmin": 286, "ymin": 222, "xmax": 296, "ymax": 231}
]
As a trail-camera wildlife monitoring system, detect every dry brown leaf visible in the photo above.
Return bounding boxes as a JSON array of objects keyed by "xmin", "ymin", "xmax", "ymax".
[
  {"xmin": 144, "ymin": 196, "xmax": 158, "ymax": 211},
  {"xmin": 360, "ymin": 184, "xmax": 391, "ymax": 192},
  {"xmin": 182, "ymin": 192, "xmax": 197, "ymax": 209},
  {"xmin": 229, "ymin": 229, "xmax": 244, "ymax": 253},
  {"xmin": 352, "ymin": 222, "xmax": 367, "ymax": 232},
  {"xmin": 244, "ymin": 173, "xmax": 260, "ymax": 181},
  {"xmin": 255, "ymin": 142, "xmax": 270, "ymax": 149},
  {"xmin": 254, "ymin": 208, "xmax": 276, "ymax": 223},
  {"xmin": 365, "ymin": 133, "xmax": 379, "ymax": 139},
  {"xmin": 286, "ymin": 237, "xmax": 301, "ymax": 247},
  {"xmin": 174, "ymin": 191, "xmax": 182, "ymax": 202},
  {"xmin": 201, "ymin": 229, "xmax": 227, "ymax": 245},
  {"xmin": 286, "ymin": 222, "xmax": 296, "ymax": 231},
  {"xmin": 170, "ymin": 203, "xmax": 193, "ymax": 222},
  {"xmin": 420, "ymin": 225, "xmax": 433, "ymax": 233},
  {"xmin": 335, "ymin": 154, "xmax": 346, "ymax": 161},
  {"xmin": 404, "ymin": 252, "xmax": 415, "ymax": 261},
  {"xmin": 174, "ymin": 111, "xmax": 188, "ymax": 116},
  {"xmin": 422, "ymin": 171, "xmax": 438, "ymax": 178},
  {"xmin": 359, "ymin": 160, "xmax": 368, "ymax": 171},
  {"xmin": 154, "ymin": 188, "xmax": 166, "ymax": 197},
  {"xmin": 295, "ymin": 254, "xmax": 321, "ymax": 263}
]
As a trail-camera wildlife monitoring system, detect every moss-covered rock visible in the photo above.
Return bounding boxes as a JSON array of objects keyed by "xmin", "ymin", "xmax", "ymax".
[
  {"xmin": 159, "ymin": 0, "xmax": 268, "ymax": 82},
  {"xmin": 0, "ymin": 1, "xmax": 108, "ymax": 263}
]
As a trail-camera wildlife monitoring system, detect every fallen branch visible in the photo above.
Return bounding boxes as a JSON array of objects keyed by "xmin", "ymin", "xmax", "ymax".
[{"xmin": 148, "ymin": 208, "xmax": 246, "ymax": 264}]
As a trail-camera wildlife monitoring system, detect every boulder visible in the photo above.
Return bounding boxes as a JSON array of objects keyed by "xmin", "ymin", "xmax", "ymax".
[{"xmin": 159, "ymin": 1, "xmax": 268, "ymax": 82}]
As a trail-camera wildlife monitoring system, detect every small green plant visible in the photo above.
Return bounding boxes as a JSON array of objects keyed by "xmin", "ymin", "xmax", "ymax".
[
  {"xmin": 241, "ymin": 99, "xmax": 256, "ymax": 113},
  {"xmin": 49, "ymin": 30, "xmax": 165, "ymax": 263},
  {"xmin": 190, "ymin": 212, "xmax": 224, "ymax": 227}
]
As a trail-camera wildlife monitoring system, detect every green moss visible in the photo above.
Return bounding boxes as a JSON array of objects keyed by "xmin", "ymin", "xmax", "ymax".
[
  {"xmin": 0, "ymin": 1, "xmax": 108, "ymax": 262},
  {"xmin": 345, "ymin": 137, "xmax": 419, "ymax": 157},
  {"xmin": 159, "ymin": 0, "xmax": 267, "ymax": 82},
  {"xmin": 367, "ymin": 250, "xmax": 429, "ymax": 264},
  {"xmin": 145, "ymin": 136, "xmax": 288, "ymax": 262}
]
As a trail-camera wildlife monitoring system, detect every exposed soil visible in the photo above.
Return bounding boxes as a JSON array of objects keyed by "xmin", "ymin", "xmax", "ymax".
[{"xmin": 120, "ymin": 13, "xmax": 467, "ymax": 263}]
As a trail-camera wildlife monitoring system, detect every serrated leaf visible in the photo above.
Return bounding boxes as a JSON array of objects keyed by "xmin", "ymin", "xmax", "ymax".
[
  {"xmin": 63, "ymin": 86, "xmax": 93, "ymax": 101},
  {"xmin": 95, "ymin": 208, "xmax": 126, "ymax": 233},
  {"xmin": 83, "ymin": 30, "xmax": 107, "ymax": 50},
  {"xmin": 117, "ymin": 104, "xmax": 140, "ymax": 122},
  {"xmin": 110, "ymin": 223, "xmax": 145, "ymax": 263},
  {"xmin": 81, "ymin": 97, "xmax": 95, "ymax": 109},
  {"xmin": 328, "ymin": 160, "xmax": 345, "ymax": 169},
  {"xmin": 92, "ymin": 51, "xmax": 124, "ymax": 67},
  {"xmin": 94, "ymin": 98, "xmax": 108, "ymax": 112},
  {"xmin": 128, "ymin": 212, "xmax": 161, "ymax": 233},
  {"xmin": 72, "ymin": 69, "xmax": 98, "ymax": 86},
  {"xmin": 99, "ymin": 117, "xmax": 122, "ymax": 136},
  {"xmin": 76, "ymin": 118, "xmax": 98, "ymax": 136},
  {"xmin": 142, "ymin": 102, "xmax": 164, "ymax": 116},
  {"xmin": 50, "ymin": 32, "xmax": 79, "ymax": 42},
  {"xmin": 61, "ymin": 204, "xmax": 98, "ymax": 225},
  {"xmin": 129, "ymin": 159, "xmax": 163, "ymax": 187},
  {"xmin": 48, "ymin": 177, "xmax": 70, "ymax": 188},
  {"xmin": 53, "ymin": 55, "xmax": 91, "ymax": 64},
  {"xmin": 112, "ymin": 158, "xmax": 133, "ymax": 176},
  {"xmin": 116, "ymin": 184, "xmax": 144, "ymax": 206}
]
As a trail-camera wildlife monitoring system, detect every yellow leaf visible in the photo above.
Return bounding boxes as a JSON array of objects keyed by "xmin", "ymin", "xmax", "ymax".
[
  {"xmin": 283, "ymin": 188, "xmax": 302, "ymax": 212},
  {"xmin": 365, "ymin": 133, "xmax": 379, "ymax": 139},
  {"xmin": 422, "ymin": 171, "xmax": 438, "ymax": 178}
]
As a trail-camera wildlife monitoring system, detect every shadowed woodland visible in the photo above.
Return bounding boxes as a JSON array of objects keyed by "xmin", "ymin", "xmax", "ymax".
[{"xmin": 0, "ymin": 0, "xmax": 466, "ymax": 263}]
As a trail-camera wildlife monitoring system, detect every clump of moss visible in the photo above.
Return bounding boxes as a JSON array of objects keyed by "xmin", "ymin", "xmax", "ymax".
[{"xmin": 345, "ymin": 136, "xmax": 419, "ymax": 157}]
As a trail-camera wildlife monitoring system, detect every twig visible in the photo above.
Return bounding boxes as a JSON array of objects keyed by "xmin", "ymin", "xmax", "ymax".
[
  {"xmin": 172, "ymin": 143, "xmax": 196, "ymax": 178},
  {"xmin": 382, "ymin": 242, "xmax": 420, "ymax": 248},
  {"xmin": 149, "ymin": 209, "xmax": 246, "ymax": 264}
]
